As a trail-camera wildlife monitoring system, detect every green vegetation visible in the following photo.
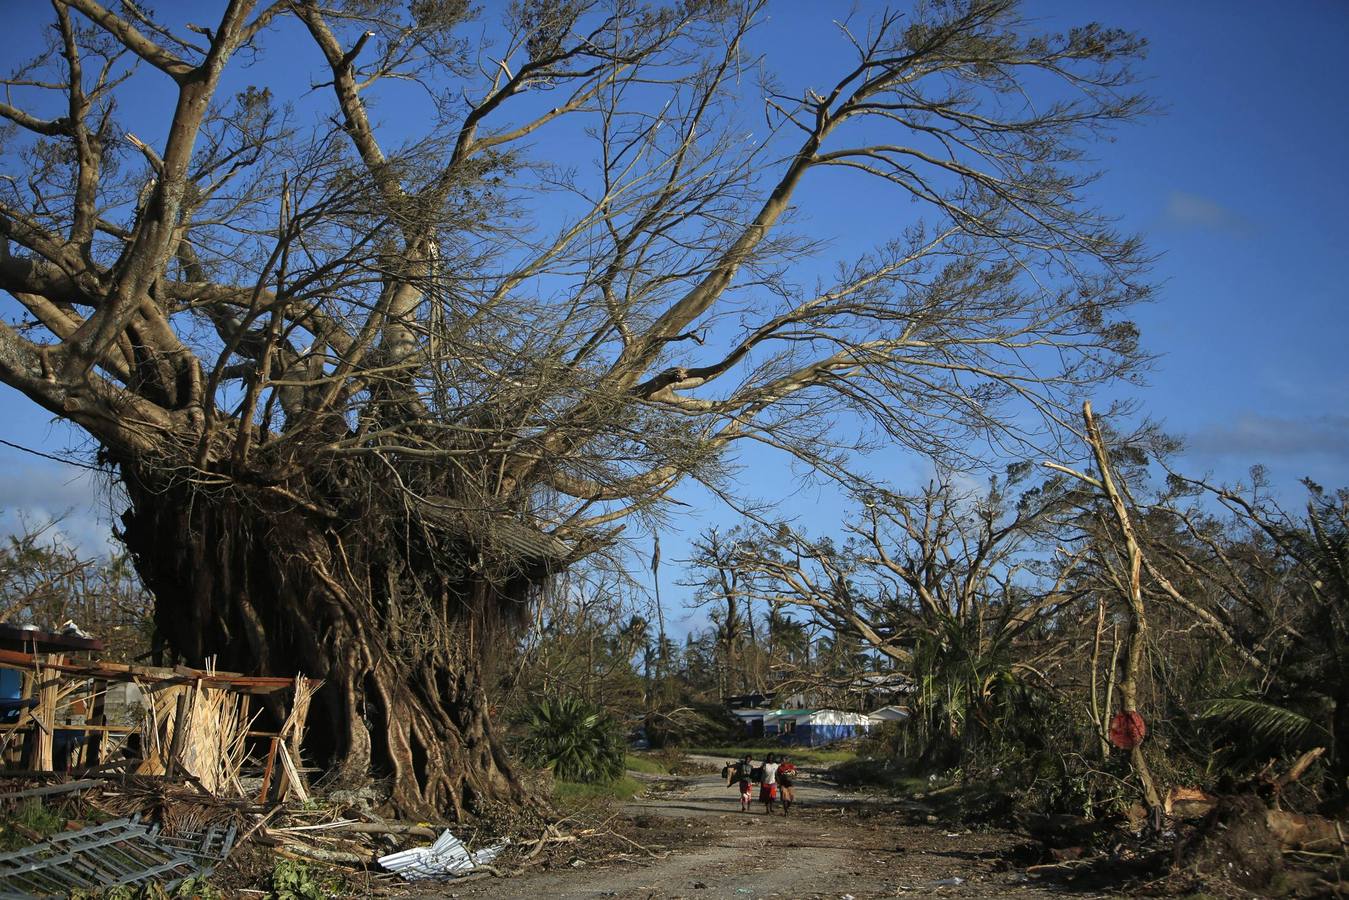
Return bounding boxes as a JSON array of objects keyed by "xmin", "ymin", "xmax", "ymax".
[
  {"xmin": 518, "ymin": 696, "xmax": 627, "ymax": 784},
  {"xmin": 624, "ymin": 753, "xmax": 669, "ymax": 775},
  {"xmin": 553, "ymin": 775, "xmax": 645, "ymax": 808},
  {"xmin": 686, "ymin": 745, "xmax": 859, "ymax": 766},
  {"xmin": 0, "ymin": 799, "xmax": 65, "ymax": 852},
  {"xmin": 69, "ymin": 876, "xmax": 224, "ymax": 899},
  {"xmin": 263, "ymin": 858, "xmax": 337, "ymax": 900}
]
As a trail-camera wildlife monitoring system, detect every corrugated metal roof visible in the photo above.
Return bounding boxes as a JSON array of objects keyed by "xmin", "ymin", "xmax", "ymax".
[
  {"xmin": 418, "ymin": 498, "xmax": 571, "ymax": 564},
  {"xmin": 762, "ymin": 708, "xmax": 815, "ymax": 719},
  {"xmin": 867, "ymin": 705, "xmax": 911, "ymax": 720},
  {"xmin": 378, "ymin": 829, "xmax": 508, "ymax": 881}
]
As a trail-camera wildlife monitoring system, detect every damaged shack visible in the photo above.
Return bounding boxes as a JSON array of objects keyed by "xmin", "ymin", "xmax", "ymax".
[
  {"xmin": 0, "ymin": 621, "xmax": 322, "ymax": 895},
  {"xmin": 0, "ymin": 622, "xmax": 318, "ymax": 801}
]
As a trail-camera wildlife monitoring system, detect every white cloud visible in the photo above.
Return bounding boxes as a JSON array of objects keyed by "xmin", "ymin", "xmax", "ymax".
[
  {"xmin": 0, "ymin": 462, "xmax": 121, "ymax": 556},
  {"xmin": 1162, "ymin": 191, "xmax": 1254, "ymax": 237}
]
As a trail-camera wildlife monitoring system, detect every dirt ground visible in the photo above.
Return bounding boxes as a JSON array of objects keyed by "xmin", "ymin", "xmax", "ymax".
[{"xmin": 443, "ymin": 757, "xmax": 1110, "ymax": 900}]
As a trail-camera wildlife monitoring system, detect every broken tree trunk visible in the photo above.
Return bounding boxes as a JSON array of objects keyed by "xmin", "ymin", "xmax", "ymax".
[
  {"xmin": 1081, "ymin": 402, "xmax": 1162, "ymax": 813},
  {"xmin": 1263, "ymin": 809, "xmax": 1345, "ymax": 850},
  {"xmin": 1046, "ymin": 402, "xmax": 1162, "ymax": 813}
]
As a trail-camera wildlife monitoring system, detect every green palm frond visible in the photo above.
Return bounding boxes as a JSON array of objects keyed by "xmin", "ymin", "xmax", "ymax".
[
  {"xmin": 518, "ymin": 695, "xmax": 626, "ymax": 784},
  {"xmin": 1198, "ymin": 697, "xmax": 1330, "ymax": 749}
]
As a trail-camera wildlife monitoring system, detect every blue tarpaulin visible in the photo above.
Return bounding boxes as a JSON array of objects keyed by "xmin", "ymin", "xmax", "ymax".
[{"xmin": 762, "ymin": 709, "xmax": 871, "ymax": 746}]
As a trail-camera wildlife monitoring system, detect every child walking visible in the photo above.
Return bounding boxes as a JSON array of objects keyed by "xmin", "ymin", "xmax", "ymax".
[
  {"xmin": 759, "ymin": 753, "xmax": 780, "ymax": 815},
  {"xmin": 776, "ymin": 755, "xmax": 798, "ymax": 816},
  {"xmin": 726, "ymin": 754, "xmax": 754, "ymax": 812}
]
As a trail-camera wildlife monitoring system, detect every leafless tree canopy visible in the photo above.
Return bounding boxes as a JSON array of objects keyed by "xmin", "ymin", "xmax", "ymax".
[{"xmin": 0, "ymin": 0, "xmax": 1151, "ymax": 816}]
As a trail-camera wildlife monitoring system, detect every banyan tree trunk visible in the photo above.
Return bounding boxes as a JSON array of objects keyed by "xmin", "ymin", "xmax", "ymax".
[{"xmin": 116, "ymin": 463, "xmax": 532, "ymax": 820}]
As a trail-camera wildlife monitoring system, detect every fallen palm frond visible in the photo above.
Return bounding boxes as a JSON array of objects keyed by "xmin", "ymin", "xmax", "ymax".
[
  {"xmin": 280, "ymin": 675, "xmax": 318, "ymax": 745},
  {"xmin": 273, "ymin": 675, "xmax": 321, "ymax": 801},
  {"xmin": 137, "ymin": 675, "xmax": 258, "ymax": 796},
  {"xmin": 137, "ymin": 683, "xmax": 181, "ymax": 777},
  {"xmin": 178, "ymin": 681, "xmax": 258, "ymax": 796},
  {"xmin": 1197, "ymin": 698, "xmax": 1330, "ymax": 749},
  {"xmin": 98, "ymin": 777, "xmax": 248, "ymax": 835}
]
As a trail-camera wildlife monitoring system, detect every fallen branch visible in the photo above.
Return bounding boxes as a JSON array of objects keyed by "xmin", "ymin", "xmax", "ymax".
[
  {"xmin": 423, "ymin": 863, "xmax": 507, "ymax": 885},
  {"xmin": 1265, "ymin": 809, "xmax": 1345, "ymax": 851},
  {"xmin": 271, "ymin": 819, "xmax": 439, "ymax": 840},
  {"xmin": 273, "ymin": 842, "xmax": 373, "ymax": 866},
  {"xmin": 1274, "ymin": 747, "xmax": 1325, "ymax": 792},
  {"xmin": 522, "ymin": 823, "xmax": 570, "ymax": 860},
  {"xmin": 600, "ymin": 827, "xmax": 671, "ymax": 858},
  {"xmin": 1026, "ymin": 859, "xmax": 1094, "ymax": 876},
  {"xmin": 226, "ymin": 806, "xmax": 286, "ymax": 863}
]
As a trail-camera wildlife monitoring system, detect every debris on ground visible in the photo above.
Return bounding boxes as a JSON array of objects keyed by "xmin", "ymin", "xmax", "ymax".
[
  {"xmin": 0, "ymin": 643, "xmax": 330, "ymax": 896},
  {"xmin": 378, "ymin": 828, "xmax": 509, "ymax": 880},
  {"xmin": 0, "ymin": 813, "xmax": 234, "ymax": 897}
]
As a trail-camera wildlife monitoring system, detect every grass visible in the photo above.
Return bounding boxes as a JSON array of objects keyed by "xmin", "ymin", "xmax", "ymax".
[
  {"xmin": 624, "ymin": 753, "xmax": 669, "ymax": 775},
  {"xmin": 553, "ymin": 774, "xmax": 645, "ymax": 808},
  {"xmin": 685, "ymin": 745, "xmax": 860, "ymax": 766},
  {"xmin": 0, "ymin": 798, "xmax": 66, "ymax": 851}
]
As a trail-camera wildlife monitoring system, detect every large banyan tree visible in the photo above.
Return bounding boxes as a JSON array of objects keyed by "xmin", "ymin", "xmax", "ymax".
[{"xmin": 0, "ymin": 0, "xmax": 1150, "ymax": 816}]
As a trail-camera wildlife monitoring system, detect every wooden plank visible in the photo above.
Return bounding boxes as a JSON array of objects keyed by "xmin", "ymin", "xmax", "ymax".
[
  {"xmin": 0, "ymin": 649, "xmax": 317, "ymax": 693},
  {"xmin": 165, "ymin": 690, "xmax": 190, "ymax": 779},
  {"xmin": 276, "ymin": 738, "xmax": 308, "ymax": 803},
  {"xmin": 6, "ymin": 668, "xmax": 35, "ymax": 767},
  {"xmin": 258, "ymin": 737, "xmax": 278, "ymax": 803},
  {"xmin": 0, "ymin": 778, "xmax": 103, "ymax": 801},
  {"xmin": 86, "ymin": 681, "xmax": 107, "ymax": 767},
  {"xmin": 0, "ymin": 723, "xmax": 138, "ymax": 734}
]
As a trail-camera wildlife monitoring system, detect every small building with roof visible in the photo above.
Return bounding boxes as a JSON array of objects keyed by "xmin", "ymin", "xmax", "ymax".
[{"xmin": 763, "ymin": 708, "xmax": 872, "ymax": 746}]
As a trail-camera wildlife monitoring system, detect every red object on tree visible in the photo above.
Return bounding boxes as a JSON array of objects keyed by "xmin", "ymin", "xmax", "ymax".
[{"xmin": 1109, "ymin": 710, "xmax": 1147, "ymax": 749}]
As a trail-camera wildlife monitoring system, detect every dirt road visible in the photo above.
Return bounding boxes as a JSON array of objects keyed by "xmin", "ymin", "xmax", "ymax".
[
  {"xmin": 622, "ymin": 754, "xmax": 872, "ymax": 819},
  {"xmin": 448, "ymin": 758, "xmax": 1105, "ymax": 899}
]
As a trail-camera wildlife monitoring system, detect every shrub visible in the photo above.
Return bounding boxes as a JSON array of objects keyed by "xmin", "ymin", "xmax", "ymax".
[
  {"xmin": 518, "ymin": 696, "xmax": 626, "ymax": 784},
  {"xmin": 269, "ymin": 858, "xmax": 328, "ymax": 900},
  {"xmin": 641, "ymin": 701, "xmax": 740, "ymax": 748},
  {"xmin": 0, "ymin": 799, "xmax": 65, "ymax": 851}
]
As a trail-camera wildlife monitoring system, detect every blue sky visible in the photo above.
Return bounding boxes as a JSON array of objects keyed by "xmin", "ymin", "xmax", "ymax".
[{"xmin": 1, "ymin": 2, "xmax": 1346, "ymax": 632}]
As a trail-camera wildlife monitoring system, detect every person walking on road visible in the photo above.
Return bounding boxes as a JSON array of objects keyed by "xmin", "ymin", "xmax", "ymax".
[
  {"xmin": 759, "ymin": 753, "xmax": 780, "ymax": 815},
  {"xmin": 726, "ymin": 754, "xmax": 754, "ymax": 812},
  {"xmin": 776, "ymin": 755, "xmax": 798, "ymax": 816}
]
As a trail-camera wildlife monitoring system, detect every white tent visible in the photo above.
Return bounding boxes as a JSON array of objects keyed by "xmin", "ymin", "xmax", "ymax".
[
  {"xmin": 780, "ymin": 709, "xmax": 870, "ymax": 745},
  {"xmin": 867, "ymin": 705, "xmax": 910, "ymax": 722}
]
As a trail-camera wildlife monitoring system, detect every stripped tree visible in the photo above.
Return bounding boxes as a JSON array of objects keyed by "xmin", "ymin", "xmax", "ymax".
[
  {"xmin": 711, "ymin": 476, "xmax": 1082, "ymax": 751},
  {"xmin": 0, "ymin": 0, "xmax": 1149, "ymax": 816}
]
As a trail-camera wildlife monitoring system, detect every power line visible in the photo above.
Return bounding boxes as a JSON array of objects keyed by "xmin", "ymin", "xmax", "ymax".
[{"xmin": 0, "ymin": 437, "xmax": 103, "ymax": 472}]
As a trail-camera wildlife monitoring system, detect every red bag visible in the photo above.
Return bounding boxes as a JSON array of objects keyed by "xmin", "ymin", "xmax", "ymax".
[{"xmin": 1109, "ymin": 710, "xmax": 1147, "ymax": 750}]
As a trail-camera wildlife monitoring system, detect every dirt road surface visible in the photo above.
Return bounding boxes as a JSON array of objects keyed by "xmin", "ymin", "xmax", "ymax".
[{"xmin": 447, "ymin": 757, "xmax": 1107, "ymax": 899}]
